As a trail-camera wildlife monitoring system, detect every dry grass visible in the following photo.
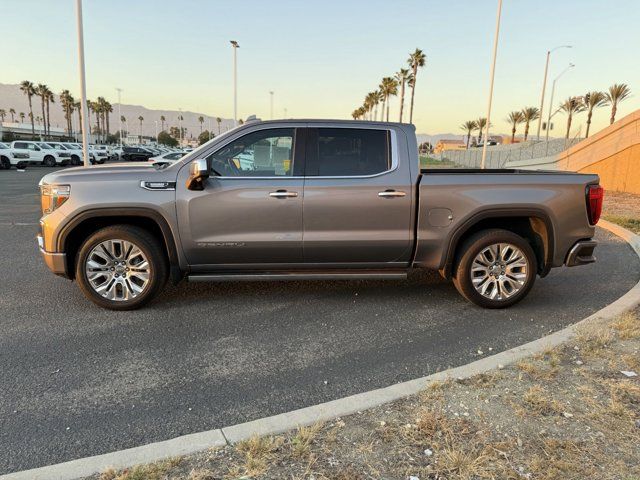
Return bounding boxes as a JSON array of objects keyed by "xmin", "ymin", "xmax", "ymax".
[{"xmin": 92, "ymin": 312, "xmax": 640, "ymax": 480}]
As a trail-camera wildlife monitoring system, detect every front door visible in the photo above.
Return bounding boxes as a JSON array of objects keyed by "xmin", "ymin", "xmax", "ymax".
[
  {"xmin": 177, "ymin": 127, "xmax": 304, "ymax": 269},
  {"xmin": 302, "ymin": 127, "xmax": 413, "ymax": 266}
]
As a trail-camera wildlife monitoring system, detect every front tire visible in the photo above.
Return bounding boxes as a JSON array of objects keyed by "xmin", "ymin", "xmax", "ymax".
[
  {"xmin": 75, "ymin": 225, "xmax": 168, "ymax": 310},
  {"xmin": 452, "ymin": 229, "xmax": 537, "ymax": 309},
  {"xmin": 71, "ymin": 155, "xmax": 81, "ymax": 166},
  {"xmin": 43, "ymin": 155, "xmax": 56, "ymax": 167},
  {"xmin": 0, "ymin": 156, "xmax": 10, "ymax": 170}
]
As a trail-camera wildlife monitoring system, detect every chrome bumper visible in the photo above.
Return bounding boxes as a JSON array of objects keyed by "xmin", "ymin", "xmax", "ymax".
[
  {"xmin": 38, "ymin": 234, "xmax": 68, "ymax": 277},
  {"xmin": 565, "ymin": 240, "xmax": 597, "ymax": 267}
]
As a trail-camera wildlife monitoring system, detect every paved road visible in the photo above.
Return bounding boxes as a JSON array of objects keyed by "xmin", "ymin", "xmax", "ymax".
[{"xmin": 1, "ymin": 167, "xmax": 638, "ymax": 474}]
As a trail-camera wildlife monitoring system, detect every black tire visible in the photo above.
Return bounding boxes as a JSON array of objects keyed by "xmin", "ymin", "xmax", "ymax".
[
  {"xmin": 43, "ymin": 155, "xmax": 56, "ymax": 167},
  {"xmin": 71, "ymin": 155, "xmax": 81, "ymax": 166},
  {"xmin": 75, "ymin": 225, "xmax": 168, "ymax": 310},
  {"xmin": 452, "ymin": 229, "xmax": 537, "ymax": 309},
  {"xmin": 0, "ymin": 156, "xmax": 10, "ymax": 170}
]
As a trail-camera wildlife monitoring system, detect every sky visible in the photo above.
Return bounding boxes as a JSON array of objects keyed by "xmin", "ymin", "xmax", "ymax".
[{"xmin": 2, "ymin": 0, "xmax": 640, "ymax": 136}]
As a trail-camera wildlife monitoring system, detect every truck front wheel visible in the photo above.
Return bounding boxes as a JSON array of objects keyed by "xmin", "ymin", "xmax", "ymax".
[
  {"xmin": 452, "ymin": 229, "xmax": 536, "ymax": 309},
  {"xmin": 75, "ymin": 225, "xmax": 168, "ymax": 310}
]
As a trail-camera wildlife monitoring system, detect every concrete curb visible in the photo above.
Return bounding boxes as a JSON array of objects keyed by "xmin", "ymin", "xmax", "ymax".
[{"xmin": 4, "ymin": 219, "xmax": 639, "ymax": 480}]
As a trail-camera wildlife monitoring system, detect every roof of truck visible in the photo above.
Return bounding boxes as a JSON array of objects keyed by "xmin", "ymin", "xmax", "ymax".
[{"xmin": 242, "ymin": 118, "xmax": 415, "ymax": 129}]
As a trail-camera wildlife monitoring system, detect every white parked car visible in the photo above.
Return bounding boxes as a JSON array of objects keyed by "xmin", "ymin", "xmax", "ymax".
[
  {"xmin": 148, "ymin": 151, "xmax": 186, "ymax": 163},
  {"xmin": 60, "ymin": 143, "xmax": 97, "ymax": 165},
  {"xmin": 0, "ymin": 142, "xmax": 29, "ymax": 169},
  {"xmin": 10, "ymin": 141, "xmax": 70, "ymax": 167}
]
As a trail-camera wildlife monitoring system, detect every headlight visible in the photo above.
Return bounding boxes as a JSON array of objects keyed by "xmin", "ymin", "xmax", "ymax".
[{"xmin": 40, "ymin": 184, "xmax": 70, "ymax": 214}]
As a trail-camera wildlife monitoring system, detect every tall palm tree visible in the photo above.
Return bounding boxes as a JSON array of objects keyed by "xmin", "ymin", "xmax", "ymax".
[
  {"xmin": 380, "ymin": 77, "xmax": 398, "ymax": 121},
  {"xmin": 45, "ymin": 87, "xmax": 54, "ymax": 138},
  {"xmin": 103, "ymin": 99, "xmax": 112, "ymax": 136},
  {"xmin": 521, "ymin": 107, "xmax": 540, "ymax": 141},
  {"xmin": 605, "ymin": 83, "xmax": 631, "ymax": 125},
  {"xmin": 35, "ymin": 84, "xmax": 48, "ymax": 138},
  {"xmin": 138, "ymin": 115, "xmax": 144, "ymax": 142},
  {"xmin": 558, "ymin": 97, "xmax": 585, "ymax": 139},
  {"xmin": 395, "ymin": 69, "xmax": 412, "ymax": 122},
  {"xmin": 216, "ymin": 117, "xmax": 222, "ymax": 134},
  {"xmin": 583, "ymin": 91, "xmax": 608, "ymax": 138},
  {"xmin": 460, "ymin": 120, "xmax": 477, "ymax": 148},
  {"xmin": 120, "ymin": 115, "xmax": 126, "ymax": 139},
  {"xmin": 9, "ymin": 108, "xmax": 15, "ymax": 122},
  {"xmin": 160, "ymin": 115, "xmax": 166, "ymax": 132},
  {"xmin": 198, "ymin": 115, "xmax": 204, "ymax": 133},
  {"xmin": 19, "ymin": 112, "xmax": 25, "ymax": 123},
  {"xmin": 476, "ymin": 117, "xmax": 488, "ymax": 144},
  {"xmin": 74, "ymin": 101, "xmax": 82, "ymax": 139},
  {"xmin": 0, "ymin": 109, "xmax": 5, "ymax": 122},
  {"xmin": 506, "ymin": 111, "xmax": 525, "ymax": 143},
  {"xmin": 407, "ymin": 48, "xmax": 426, "ymax": 124},
  {"xmin": 20, "ymin": 80, "xmax": 36, "ymax": 136},
  {"xmin": 60, "ymin": 90, "xmax": 73, "ymax": 136}
]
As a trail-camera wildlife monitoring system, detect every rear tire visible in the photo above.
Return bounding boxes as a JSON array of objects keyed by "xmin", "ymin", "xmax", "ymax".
[
  {"xmin": 452, "ymin": 229, "xmax": 537, "ymax": 309},
  {"xmin": 75, "ymin": 225, "xmax": 168, "ymax": 310},
  {"xmin": 71, "ymin": 155, "xmax": 81, "ymax": 166},
  {"xmin": 43, "ymin": 155, "xmax": 56, "ymax": 167},
  {"xmin": 0, "ymin": 156, "xmax": 10, "ymax": 170}
]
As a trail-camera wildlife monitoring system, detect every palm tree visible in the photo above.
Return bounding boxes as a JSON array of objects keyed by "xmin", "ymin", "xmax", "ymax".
[
  {"xmin": 395, "ymin": 69, "xmax": 412, "ymax": 122},
  {"xmin": 521, "ymin": 107, "xmax": 540, "ymax": 141},
  {"xmin": 380, "ymin": 77, "xmax": 398, "ymax": 121},
  {"xmin": 9, "ymin": 108, "xmax": 15, "ymax": 122},
  {"xmin": 0, "ymin": 109, "xmax": 5, "ymax": 122},
  {"xmin": 216, "ymin": 117, "xmax": 222, "ymax": 134},
  {"xmin": 605, "ymin": 83, "xmax": 631, "ymax": 124},
  {"xmin": 583, "ymin": 91, "xmax": 608, "ymax": 138},
  {"xmin": 407, "ymin": 48, "xmax": 426, "ymax": 124},
  {"xmin": 506, "ymin": 110, "xmax": 525, "ymax": 143},
  {"xmin": 559, "ymin": 97, "xmax": 585, "ymax": 139},
  {"xmin": 74, "ymin": 101, "xmax": 82, "ymax": 139},
  {"xmin": 20, "ymin": 81, "xmax": 36, "ymax": 136},
  {"xmin": 45, "ymin": 87, "xmax": 54, "ymax": 138},
  {"xmin": 160, "ymin": 115, "xmax": 166, "ymax": 132},
  {"xmin": 198, "ymin": 115, "xmax": 204, "ymax": 133},
  {"xmin": 35, "ymin": 84, "xmax": 48, "ymax": 138},
  {"xmin": 460, "ymin": 120, "xmax": 477, "ymax": 148},
  {"xmin": 60, "ymin": 90, "xmax": 73, "ymax": 136},
  {"xmin": 19, "ymin": 112, "xmax": 25, "ymax": 123},
  {"xmin": 351, "ymin": 109, "xmax": 360, "ymax": 120},
  {"xmin": 120, "ymin": 115, "xmax": 126, "ymax": 139},
  {"xmin": 476, "ymin": 117, "xmax": 488, "ymax": 144},
  {"xmin": 138, "ymin": 115, "xmax": 144, "ymax": 143}
]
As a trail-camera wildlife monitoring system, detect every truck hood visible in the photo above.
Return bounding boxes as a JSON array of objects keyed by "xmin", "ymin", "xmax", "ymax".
[{"xmin": 40, "ymin": 163, "xmax": 177, "ymax": 185}]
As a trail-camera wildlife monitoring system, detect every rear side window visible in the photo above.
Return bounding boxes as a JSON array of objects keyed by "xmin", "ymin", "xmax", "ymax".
[
  {"xmin": 306, "ymin": 128, "xmax": 391, "ymax": 176},
  {"xmin": 14, "ymin": 142, "xmax": 27, "ymax": 149}
]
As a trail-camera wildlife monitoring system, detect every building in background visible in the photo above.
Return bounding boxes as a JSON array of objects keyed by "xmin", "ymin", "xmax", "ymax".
[{"xmin": 434, "ymin": 139, "xmax": 466, "ymax": 154}]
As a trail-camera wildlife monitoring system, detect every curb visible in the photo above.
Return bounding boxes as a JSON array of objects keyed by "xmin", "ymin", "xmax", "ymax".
[{"xmin": 4, "ymin": 220, "xmax": 639, "ymax": 480}]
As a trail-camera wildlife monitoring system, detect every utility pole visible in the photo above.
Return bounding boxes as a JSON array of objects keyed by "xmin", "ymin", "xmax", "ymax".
[
  {"xmin": 75, "ymin": 0, "xmax": 90, "ymax": 166},
  {"xmin": 536, "ymin": 45, "xmax": 572, "ymax": 140},
  {"xmin": 480, "ymin": 0, "xmax": 502, "ymax": 169},
  {"xmin": 230, "ymin": 40, "xmax": 239, "ymax": 126}
]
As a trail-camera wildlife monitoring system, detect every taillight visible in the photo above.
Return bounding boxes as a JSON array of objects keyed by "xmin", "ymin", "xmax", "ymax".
[{"xmin": 586, "ymin": 184, "xmax": 604, "ymax": 225}]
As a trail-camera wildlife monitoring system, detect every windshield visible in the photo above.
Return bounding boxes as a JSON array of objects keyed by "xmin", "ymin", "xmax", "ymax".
[
  {"xmin": 48, "ymin": 143, "xmax": 66, "ymax": 150},
  {"xmin": 0, "ymin": 144, "xmax": 7, "ymax": 149}
]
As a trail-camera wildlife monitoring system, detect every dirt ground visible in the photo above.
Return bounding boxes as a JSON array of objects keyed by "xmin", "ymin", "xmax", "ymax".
[
  {"xmin": 603, "ymin": 191, "xmax": 640, "ymax": 234},
  {"xmin": 95, "ymin": 310, "xmax": 640, "ymax": 480}
]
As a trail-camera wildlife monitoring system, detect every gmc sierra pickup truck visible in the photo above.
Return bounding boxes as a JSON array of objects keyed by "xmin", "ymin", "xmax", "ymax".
[{"xmin": 37, "ymin": 120, "xmax": 603, "ymax": 310}]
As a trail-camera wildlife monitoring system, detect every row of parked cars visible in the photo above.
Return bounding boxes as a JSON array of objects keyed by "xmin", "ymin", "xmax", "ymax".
[{"xmin": 0, "ymin": 141, "xmax": 189, "ymax": 169}]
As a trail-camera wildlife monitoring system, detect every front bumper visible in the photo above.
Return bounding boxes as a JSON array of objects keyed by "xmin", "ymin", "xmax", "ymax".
[
  {"xmin": 565, "ymin": 240, "xmax": 597, "ymax": 267},
  {"xmin": 37, "ymin": 234, "xmax": 68, "ymax": 277}
]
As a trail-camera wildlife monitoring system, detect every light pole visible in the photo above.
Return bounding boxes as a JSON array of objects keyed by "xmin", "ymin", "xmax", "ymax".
[
  {"xmin": 545, "ymin": 63, "xmax": 575, "ymax": 142},
  {"xmin": 230, "ymin": 40, "xmax": 239, "ymax": 126},
  {"xmin": 536, "ymin": 45, "xmax": 572, "ymax": 140},
  {"xmin": 269, "ymin": 91, "xmax": 274, "ymax": 119},
  {"xmin": 480, "ymin": 0, "xmax": 502, "ymax": 169},
  {"xmin": 116, "ymin": 87, "xmax": 123, "ymax": 146},
  {"xmin": 75, "ymin": 0, "xmax": 90, "ymax": 167}
]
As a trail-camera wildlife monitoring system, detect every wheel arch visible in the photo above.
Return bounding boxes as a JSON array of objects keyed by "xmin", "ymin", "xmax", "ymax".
[
  {"xmin": 440, "ymin": 208, "xmax": 555, "ymax": 279},
  {"xmin": 58, "ymin": 208, "xmax": 184, "ymax": 283}
]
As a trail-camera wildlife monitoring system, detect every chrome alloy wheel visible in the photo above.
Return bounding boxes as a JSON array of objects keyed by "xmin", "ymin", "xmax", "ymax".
[
  {"xmin": 471, "ymin": 242, "xmax": 529, "ymax": 301},
  {"xmin": 85, "ymin": 239, "xmax": 151, "ymax": 301}
]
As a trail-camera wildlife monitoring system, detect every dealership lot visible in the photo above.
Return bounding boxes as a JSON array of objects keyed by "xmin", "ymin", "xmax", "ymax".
[{"xmin": 1, "ymin": 167, "xmax": 639, "ymax": 474}]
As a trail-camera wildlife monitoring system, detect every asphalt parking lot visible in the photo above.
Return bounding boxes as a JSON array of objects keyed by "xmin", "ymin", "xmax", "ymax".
[{"xmin": 1, "ymin": 167, "xmax": 639, "ymax": 475}]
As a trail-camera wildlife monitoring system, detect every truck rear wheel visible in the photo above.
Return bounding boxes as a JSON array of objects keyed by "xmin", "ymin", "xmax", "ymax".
[
  {"xmin": 452, "ymin": 229, "xmax": 536, "ymax": 309},
  {"xmin": 75, "ymin": 225, "xmax": 168, "ymax": 310}
]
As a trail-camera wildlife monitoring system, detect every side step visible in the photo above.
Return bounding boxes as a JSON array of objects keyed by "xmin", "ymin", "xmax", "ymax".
[{"xmin": 188, "ymin": 270, "xmax": 408, "ymax": 282}]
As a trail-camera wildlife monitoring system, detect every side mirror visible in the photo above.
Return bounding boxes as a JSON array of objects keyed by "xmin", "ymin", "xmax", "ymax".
[{"xmin": 186, "ymin": 159, "xmax": 210, "ymax": 191}]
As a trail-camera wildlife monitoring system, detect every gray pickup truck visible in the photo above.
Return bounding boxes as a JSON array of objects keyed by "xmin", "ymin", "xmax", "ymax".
[{"xmin": 37, "ymin": 120, "xmax": 603, "ymax": 310}]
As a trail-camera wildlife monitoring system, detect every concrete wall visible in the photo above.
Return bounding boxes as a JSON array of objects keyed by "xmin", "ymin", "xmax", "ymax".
[{"xmin": 556, "ymin": 110, "xmax": 640, "ymax": 194}]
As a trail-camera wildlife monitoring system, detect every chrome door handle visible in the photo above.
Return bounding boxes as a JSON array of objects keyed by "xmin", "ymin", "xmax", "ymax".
[
  {"xmin": 378, "ymin": 190, "xmax": 406, "ymax": 198},
  {"xmin": 269, "ymin": 190, "xmax": 298, "ymax": 198}
]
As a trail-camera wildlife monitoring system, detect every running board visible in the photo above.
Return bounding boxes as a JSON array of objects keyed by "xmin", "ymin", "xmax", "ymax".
[{"xmin": 188, "ymin": 270, "xmax": 407, "ymax": 282}]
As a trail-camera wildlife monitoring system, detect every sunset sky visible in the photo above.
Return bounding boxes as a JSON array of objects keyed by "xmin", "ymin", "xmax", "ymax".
[{"xmin": 3, "ymin": 0, "xmax": 639, "ymax": 135}]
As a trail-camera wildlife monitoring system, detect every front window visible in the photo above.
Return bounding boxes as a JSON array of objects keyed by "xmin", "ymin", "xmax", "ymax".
[
  {"xmin": 207, "ymin": 128, "xmax": 294, "ymax": 177},
  {"xmin": 37, "ymin": 142, "xmax": 53, "ymax": 149}
]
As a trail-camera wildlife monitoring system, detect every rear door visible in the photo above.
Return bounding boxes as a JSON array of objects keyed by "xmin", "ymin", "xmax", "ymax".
[
  {"xmin": 176, "ymin": 126, "xmax": 305, "ymax": 268},
  {"xmin": 302, "ymin": 126, "xmax": 413, "ymax": 266}
]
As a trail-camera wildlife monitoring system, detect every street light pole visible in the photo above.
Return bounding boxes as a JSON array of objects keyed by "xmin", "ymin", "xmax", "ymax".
[
  {"xmin": 116, "ymin": 87, "xmax": 123, "ymax": 146},
  {"xmin": 230, "ymin": 40, "xmax": 240, "ymax": 126},
  {"xmin": 545, "ymin": 63, "xmax": 574, "ymax": 142},
  {"xmin": 269, "ymin": 91, "xmax": 274, "ymax": 119},
  {"xmin": 480, "ymin": 0, "xmax": 502, "ymax": 169},
  {"xmin": 75, "ymin": 0, "xmax": 90, "ymax": 167},
  {"xmin": 536, "ymin": 45, "xmax": 572, "ymax": 141}
]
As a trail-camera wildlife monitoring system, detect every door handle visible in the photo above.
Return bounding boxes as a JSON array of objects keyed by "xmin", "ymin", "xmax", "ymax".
[
  {"xmin": 269, "ymin": 190, "xmax": 298, "ymax": 198},
  {"xmin": 378, "ymin": 190, "xmax": 406, "ymax": 198}
]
